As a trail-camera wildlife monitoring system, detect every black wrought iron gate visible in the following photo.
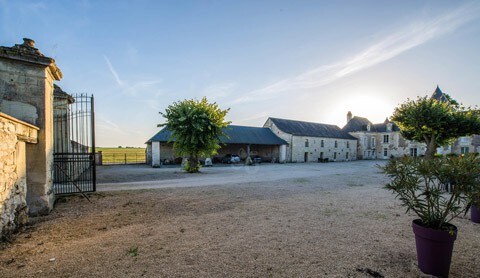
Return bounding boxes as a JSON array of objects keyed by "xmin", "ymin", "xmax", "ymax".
[{"xmin": 53, "ymin": 93, "xmax": 96, "ymax": 195}]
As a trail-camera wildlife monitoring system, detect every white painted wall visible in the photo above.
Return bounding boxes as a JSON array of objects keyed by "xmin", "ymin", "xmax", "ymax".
[
  {"xmin": 151, "ymin": 141, "xmax": 160, "ymax": 167},
  {"xmin": 279, "ymin": 144, "xmax": 287, "ymax": 163}
]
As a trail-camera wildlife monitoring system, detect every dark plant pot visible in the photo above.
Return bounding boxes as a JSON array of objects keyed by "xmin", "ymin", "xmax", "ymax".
[
  {"xmin": 412, "ymin": 219, "xmax": 457, "ymax": 277},
  {"xmin": 471, "ymin": 204, "xmax": 480, "ymax": 223}
]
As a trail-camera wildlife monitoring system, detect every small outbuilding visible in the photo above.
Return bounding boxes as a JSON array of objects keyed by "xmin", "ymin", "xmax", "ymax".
[{"xmin": 146, "ymin": 125, "xmax": 288, "ymax": 167}]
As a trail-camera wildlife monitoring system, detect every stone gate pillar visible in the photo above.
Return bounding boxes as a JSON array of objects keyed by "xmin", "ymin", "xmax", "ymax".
[{"xmin": 0, "ymin": 38, "xmax": 62, "ymax": 215}]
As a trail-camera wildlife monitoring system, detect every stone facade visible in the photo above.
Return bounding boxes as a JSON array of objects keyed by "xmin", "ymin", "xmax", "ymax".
[
  {"xmin": 0, "ymin": 112, "xmax": 38, "ymax": 239},
  {"xmin": 350, "ymin": 130, "xmax": 426, "ymax": 159},
  {"xmin": 0, "ymin": 38, "xmax": 62, "ymax": 215},
  {"xmin": 343, "ymin": 113, "xmax": 426, "ymax": 160},
  {"xmin": 264, "ymin": 118, "xmax": 357, "ymax": 163},
  {"xmin": 437, "ymin": 135, "xmax": 480, "ymax": 155}
]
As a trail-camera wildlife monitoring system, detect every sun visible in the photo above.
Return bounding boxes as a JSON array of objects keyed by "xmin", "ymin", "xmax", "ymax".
[{"xmin": 322, "ymin": 93, "xmax": 396, "ymax": 127}]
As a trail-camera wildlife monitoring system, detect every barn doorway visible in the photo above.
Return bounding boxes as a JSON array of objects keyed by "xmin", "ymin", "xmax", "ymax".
[{"xmin": 52, "ymin": 94, "xmax": 96, "ymax": 195}]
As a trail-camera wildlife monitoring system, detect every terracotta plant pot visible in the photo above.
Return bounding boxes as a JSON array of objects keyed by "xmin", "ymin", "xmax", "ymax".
[
  {"xmin": 471, "ymin": 204, "xmax": 480, "ymax": 223},
  {"xmin": 411, "ymin": 219, "xmax": 457, "ymax": 277}
]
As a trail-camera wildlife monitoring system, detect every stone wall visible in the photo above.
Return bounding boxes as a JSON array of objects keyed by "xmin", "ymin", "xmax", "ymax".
[
  {"xmin": 452, "ymin": 136, "xmax": 480, "ymax": 155},
  {"xmin": 264, "ymin": 119, "xmax": 356, "ymax": 162},
  {"xmin": 0, "ymin": 112, "xmax": 38, "ymax": 239},
  {"xmin": 351, "ymin": 131, "xmax": 426, "ymax": 159}
]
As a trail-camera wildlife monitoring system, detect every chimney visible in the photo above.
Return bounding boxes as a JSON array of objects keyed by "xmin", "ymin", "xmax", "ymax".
[{"xmin": 347, "ymin": 111, "xmax": 352, "ymax": 123}]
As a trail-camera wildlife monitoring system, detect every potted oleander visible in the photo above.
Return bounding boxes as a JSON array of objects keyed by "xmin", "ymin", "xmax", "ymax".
[
  {"xmin": 384, "ymin": 155, "xmax": 480, "ymax": 277},
  {"xmin": 470, "ymin": 200, "xmax": 480, "ymax": 223},
  {"xmin": 386, "ymin": 94, "xmax": 480, "ymax": 276},
  {"xmin": 465, "ymin": 180, "xmax": 480, "ymax": 224}
]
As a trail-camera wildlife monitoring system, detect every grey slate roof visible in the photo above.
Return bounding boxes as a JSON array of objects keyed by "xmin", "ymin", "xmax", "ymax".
[
  {"xmin": 431, "ymin": 86, "xmax": 449, "ymax": 103},
  {"xmin": 372, "ymin": 122, "xmax": 400, "ymax": 132},
  {"xmin": 342, "ymin": 116, "xmax": 374, "ymax": 132},
  {"xmin": 147, "ymin": 125, "xmax": 287, "ymax": 145},
  {"xmin": 343, "ymin": 116, "xmax": 400, "ymax": 132},
  {"xmin": 269, "ymin": 117, "xmax": 357, "ymax": 140}
]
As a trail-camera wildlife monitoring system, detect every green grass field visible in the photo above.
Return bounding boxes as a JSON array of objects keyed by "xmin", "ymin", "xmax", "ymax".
[{"xmin": 96, "ymin": 147, "xmax": 146, "ymax": 164}]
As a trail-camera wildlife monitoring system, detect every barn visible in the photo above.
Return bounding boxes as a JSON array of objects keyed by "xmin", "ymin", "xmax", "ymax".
[{"xmin": 146, "ymin": 125, "xmax": 287, "ymax": 167}]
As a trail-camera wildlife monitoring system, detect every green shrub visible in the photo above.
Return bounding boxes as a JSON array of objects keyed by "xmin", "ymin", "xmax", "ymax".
[{"xmin": 383, "ymin": 155, "xmax": 480, "ymax": 229}]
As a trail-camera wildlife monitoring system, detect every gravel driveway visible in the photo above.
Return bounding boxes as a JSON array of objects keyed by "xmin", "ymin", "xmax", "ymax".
[
  {"xmin": 97, "ymin": 161, "xmax": 386, "ymax": 191},
  {"xmin": 1, "ymin": 161, "xmax": 479, "ymax": 277}
]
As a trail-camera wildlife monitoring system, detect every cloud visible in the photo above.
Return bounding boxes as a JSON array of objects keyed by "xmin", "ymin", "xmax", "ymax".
[
  {"xmin": 201, "ymin": 82, "xmax": 237, "ymax": 100},
  {"xmin": 231, "ymin": 2, "xmax": 480, "ymax": 104},
  {"xmin": 103, "ymin": 55, "xmax": 162, "ymax": 97},
  {"xmin": 104, "ymin": 55, "xmax": 124, "ymax": 86},
  {"xmin": 96, "ymin": 115, "xmax": 125, "ymax": 134}
]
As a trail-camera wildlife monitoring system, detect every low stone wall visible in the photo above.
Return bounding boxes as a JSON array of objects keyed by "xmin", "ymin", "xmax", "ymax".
[{"xmin": 0, "ymin": 112, "xmax": 38, "ymax": 240}]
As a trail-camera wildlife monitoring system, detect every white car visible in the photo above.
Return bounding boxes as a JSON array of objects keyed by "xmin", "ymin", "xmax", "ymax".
[{"xmin": 222, "ymin": 154, "xmax": 241, "ymax": 164}]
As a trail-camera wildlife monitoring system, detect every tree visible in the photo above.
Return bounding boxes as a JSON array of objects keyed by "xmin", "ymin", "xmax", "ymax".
[
  {"xmin": 391, "ymin": 95, "xmax": 480, "ymax": 159},
  {"xmin": 160, "ymin": 97, "xmax": 230, "ymax": 173}
]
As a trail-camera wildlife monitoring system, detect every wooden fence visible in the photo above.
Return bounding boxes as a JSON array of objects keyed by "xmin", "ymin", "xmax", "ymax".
[{"xmin": 96, "ymin": 151, "xmax": 146, "ymax": 165}]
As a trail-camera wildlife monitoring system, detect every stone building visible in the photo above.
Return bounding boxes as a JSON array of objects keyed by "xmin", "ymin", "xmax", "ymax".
[
  {"xmin": 0, "ymin": 38, "xmax": 62, "ymax": 238},
  {"xmin": 146, "ymin": 125, "xmax": 287, "ymax": 166},
  {"xmin": 431, "ymin": 86, "xmax": 480, "ymax": 156},
  {"xmin": 437, "ymin": 135, "xmax": 480, "ymax": 155},
  {"xmin": 263, "ymin": 117, "xmax": 358, "ymax": 162},
  {"xmin": 342, "ymin": 112, "xmax": 426, "ymax": 159}
]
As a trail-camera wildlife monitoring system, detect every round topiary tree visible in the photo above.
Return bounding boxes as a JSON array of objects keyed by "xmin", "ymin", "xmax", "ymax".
[
  {"xmin": 391, "ymin": 95, "xmax": 480, "ymax": 159},
  {"xmin": 160, "ymin": 97, "xmax": 230, "ymax": 173}
]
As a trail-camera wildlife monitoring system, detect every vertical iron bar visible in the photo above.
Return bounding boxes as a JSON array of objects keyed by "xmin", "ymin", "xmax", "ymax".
[{"xmin": 91, "ymin": 95, "xmax": 96, "ymax": 191}]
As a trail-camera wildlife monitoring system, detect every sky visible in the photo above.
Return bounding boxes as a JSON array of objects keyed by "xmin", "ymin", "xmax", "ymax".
[{"xmin": 1, "ymin": 0, "xmax": 480, "ymax": 147}]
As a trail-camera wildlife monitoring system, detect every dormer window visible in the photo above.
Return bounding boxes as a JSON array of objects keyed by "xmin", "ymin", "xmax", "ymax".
[
  {"xmin": 367, "ymin": 124, "xmax": 371, "ymax": 131},
  {"xmin": 386, "ymin": 123, "xmax": 392, "ymax": 132}
]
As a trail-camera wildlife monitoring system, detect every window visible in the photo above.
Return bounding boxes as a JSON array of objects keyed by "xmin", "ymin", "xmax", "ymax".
[
  {"xmin": 383, "ymin": 135, "xmax": 389, "ymax": 143},
  {"xmin": 410, "ymin": 148, "xmax": 418, "ymax": 157},
  {"xmin": 346, "ymin": 152, "xmax": 349, "ymax": 159},
  {"xmin": 321, "ymin": 140, "xmax": 324, "ymax": 147},
  {"xmin": 461, "ymin": 147, "xmax": 470, "ymax": 155},
  {"xmin": 334, "ymin": 141, "xmax": 338, "ymax": 148},
  {"xmin": 333, "ymin": 152, "xmax": 337, "ymax": 159},
  {"xmin": 371, "ymin": 137, "xmax": 376, "ymax": 148},
  {"xmin": 347, "ymin": 141, "xmax": 350, "ymax": 148},
  {"xmin": 305, "ymin": 139, "xmax": 309, "ymax": 147},
  {"xmin": 383, "ymin": 148, "xmax": 388, "ymax": 157}
]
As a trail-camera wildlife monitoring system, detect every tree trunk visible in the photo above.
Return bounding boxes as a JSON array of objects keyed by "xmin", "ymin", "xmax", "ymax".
[
  {"xmin": 187, "ymin": 154, "xmax": 200, "ymax": 173},
  {"xmin": 424, "ymin": 140, "xmax": 437, "ymax": 160}
]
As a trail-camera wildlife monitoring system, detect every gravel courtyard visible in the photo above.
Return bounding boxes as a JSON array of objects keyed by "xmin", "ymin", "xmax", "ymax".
[{"xmin": 1, "ymin": 161, "xmax": 479, "ymax": 277}]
